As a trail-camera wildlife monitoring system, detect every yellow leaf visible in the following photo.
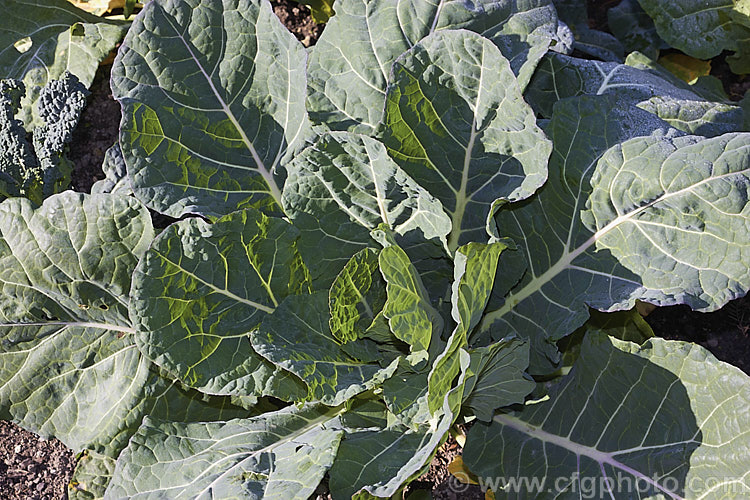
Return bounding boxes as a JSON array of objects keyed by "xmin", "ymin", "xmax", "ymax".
[
  {"xmin": 67, "ymin": 0, "xmax": 125, "ymax": 15},
  {"xmin": 448, "ymin": 456, "xmax": 479, "ymax": 485},
  {"xmin": 658, "ymin": 53, "xmax": 711, "ymax": 84}
]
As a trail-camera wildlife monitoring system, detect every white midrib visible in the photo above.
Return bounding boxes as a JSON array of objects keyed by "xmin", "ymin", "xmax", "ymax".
[
  {"xmin": 162, "ymin": 8, "xmax": 283, "ymax": 207},
  {"xmin": 479, "ymin": 165, "xmax": 749, "ymax": 331},
  {"xmin": 0, "ymin": 321, "xmax": 135, "ymax": 334},
  {"xmin": 493, "ymin": 413, "xmax": 686, "ymax": 500}
]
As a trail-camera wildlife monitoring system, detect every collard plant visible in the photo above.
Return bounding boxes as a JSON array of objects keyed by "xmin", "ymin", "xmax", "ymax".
[{"xmin": 0, "ymin": 0, "xmax": 749, "ymax": 499}]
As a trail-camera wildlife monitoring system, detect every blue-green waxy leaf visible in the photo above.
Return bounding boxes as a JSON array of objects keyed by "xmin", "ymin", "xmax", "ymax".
[
  {"xmin": 481, "ymin": 96, "xmax": 750, "ymax": 374},
  {"xmin": 106, "ymin": 404, "xmax": 346, "ymax": 500},
  {"xmin": 0, "ymin": 0, "xmax": 128, "ymax": 127},
  {"xmin": 463, "ymin": 332, "xmax": 750, "ymax": 499},
  {"xmin": 638, "ymin": 0, "xmax": 750, "ymax": 74},
  {"xmin": 552, "ymin": 0, "xmax": 624, "ymax": 61},
  {"xmin": 130, "ymin": 208, "xmax": 309, "ymax": 399},
  {"xmin": 329, "ymin": 350, "xmax": 470, "ymax": 500},
  {"xmin": 375, "ymin": 228, "xmax": 442, "ymax": 353},
  {"xmin": 462, "ymin": 338, "xmax": 535, "ymax": 421},
  {"xmin": 0, "ymin": 192, "xmax": 250, "ymax": 461},
  {"xmin": 112, "ymin": 0, "xmax": 312, "ymax": 219},
  {"xmin": 427, "ymin": 241, "xmax": 506, "ymax": 413},
  {"xmin": 68, "ymin": 450, "xmax": 115, "ymax": 500},
  {"xmin": 382, "ymin": 30, "xmax": 552, "ymax": 251},
  {"xmin": 307, "ymin": 0, "xmax": 560, "ymax": 133},
  {"xmin": 282, "ymin": 132, "xmax": 451, "ymax": 289},
  {"xmin": 526, "ymin": 52, "xmax": 745, "ymax": 137},
  {"xmin": 607, "ymin": 0, "xmax": 666, "ymax": 60},
  {"xmin": 329, "ymin": 248, "xmax": 385, "ymax": 343},
  {"xmin": 251, "ymin": 292, "xmax": 399, "ymax": 405}
]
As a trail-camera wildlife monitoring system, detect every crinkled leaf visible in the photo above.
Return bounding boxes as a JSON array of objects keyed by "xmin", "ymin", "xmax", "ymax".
[
  {"xmin": 551, "ymin": 0, "xmax": 624, "ymax": 61},
  {"xmin": 0, "ymin": 0, "xmax": 127, "ymax": 127},
  {"xmin": 638, "ymin": 0, "xmax": 750, "ymax": 74},
  {"xmin": 68, "ymin": 450, "xmax": 115, "ymax": 500},
  {"xmin": 130, "ymin": 208, "xmax": 309, "ymax": 398},
  {"xmin": 462, "ymin": 338, "xmax": 535, "ymax": 421},
  {"xmin": 282, "ymin": 132, "xmax": 451, "ymax": 289},
  {"xmin": 527, "ymin": 52, "xmax": 744, "ymax": 137},
  {"xmin": 112, "ymin": 0, "xmax": 312, "ymax": 218},
  {"xmin": 482, "ymin": 98, "xmax": 750, "ymax": 374},
  {"xmin": 329, "ymin": 350, "xmax": 470, "ymax": 499},
  {"xmin": 0, "ymin": 193, "xmax": 249, "ymax": 459},
  {"xmin": 307, "ymin": 0, "xmax": 559, "ymax": 132},
  {"xmin": 478, "ymin": 96, "xmax": 673, "ymax": 372},
  {"xmin": 428, "ymin": 242, "xmax": 506, "ymax": 413},
  {"xmin": 106, "ymin": 404, "xmax": 345, "ymax": 500},
  {"xmin": 607, "ymin": 0, "xmax": 666, "ymax": 60},
  {"xmin": 382, "ymin": 30, "xmax": 551, "ymax": 251},
  {"xmin": 251, "ymin": 292, "xmax": 399, "ymax": 405},
  {"xmin": 375, "ymin": 228, "xmax": 442, "ymax": 353},
  {"xmin": 464, "ymin": 333, "xmax": 750, "ymax": 498},
  {"xmin": 329, "ymin": 248, "xmax": 385, "ymax": 343}
]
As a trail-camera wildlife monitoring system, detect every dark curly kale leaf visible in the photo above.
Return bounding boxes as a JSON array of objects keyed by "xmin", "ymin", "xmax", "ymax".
[{"xmin": 0, "ymin": 72, "xmax": 88, "ymax": 204}]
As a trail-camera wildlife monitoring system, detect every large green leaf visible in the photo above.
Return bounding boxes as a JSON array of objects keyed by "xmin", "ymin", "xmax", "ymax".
[
  {"xmin": 607, "ymin": 0, "xmax": 666, "ymax": 60},
  {"xmin": 526, "ymin": 52, "xmax": 745, "ymax": 137},
  {"xmin": 463, "ymin": 332, "xmax": 750, "ymax": 498},
  {"xmin": 307, "ymin": 0, "xmax": 559, "ymax": 132},
  {"xmin": 551, "ymin": 0, "xmax": 624, "ymax": 61},
  {"xmin": 0, "ymin": 0, "xmax": 128, "ymax": 127},
  {"xmin": 0, "ymin": 193, "xmax": 250, "ymax": 460},
  {"xmin": 382, "ymin": 30, "xmax": 551, "ymax": 251},
  {"xmin": 375, "ymin": 228, "xmax": 442, "ymax": 353},
  {"xmin": 106, "ymin": 404, "xmax": 346, "ymax": 499},
  {"xmin": 328, "ymin": 350, "xmax": 470, "ymax": 499},
  {"xmin": 251, "ymin": 292, "xmax": 399, "ymax": 405},
  {"xmin": 462, "ymin": 338, "xmax": 535, "ymax": 421},
  {"xmin": 130, "ymin": 208, "xmax": 309, "ymax": 398},
  {"xmin": 112, "ymin": 0, "xmax": 312, "ymax": 218},
  {"xmin": 638, "ymin": 0, "xmax": 750, "ymax": 74},
  {"xmin": 482, "ymin": 100, "xmax": 750, "ymax": 374},
  {"xmin": 478, "ymin": 96, "xmax": 668, "ymax": 371},
  {"xmin": 428, "ymin": 242, "xmax": 506, "ymax": 413},
  {"xmin": 282, "ymin": 132, "xmax": 451, "ymax": 289}
]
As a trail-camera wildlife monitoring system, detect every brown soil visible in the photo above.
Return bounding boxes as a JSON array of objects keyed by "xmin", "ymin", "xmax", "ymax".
[
  {"xmin": 271, "ymin": 0, "xmax": 323, "ymax": 47},
  {"xmin": 0, "ymin": 421, "xmax": 75, "ymax": 500}
]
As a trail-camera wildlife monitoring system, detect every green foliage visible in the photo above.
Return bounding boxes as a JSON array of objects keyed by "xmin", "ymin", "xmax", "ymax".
[{"xmin": 1, "ymin": 0, "xmax": 750, "ymax": 498}]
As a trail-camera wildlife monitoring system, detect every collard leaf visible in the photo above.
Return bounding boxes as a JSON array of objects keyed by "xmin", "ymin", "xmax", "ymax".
[
  {"xmin": 463, "ymin": 333, "xmax": 750, "ymax": 498},
  {"xmin": 282, "ymin": 132, "xmax": 451, "ymax": 289},
  {"xmin": 68, "ymin": 450, "xmax": 115, "ymax": 500},
  {"xmin": 551, "ymin": 0, "xmax": 624, "ymax": 61},
  {"xmin": 638, "ymin": 0, "xmax": 750, "ymax": 74},
  {"xmin": 462, "ymin": 338, "xmax": 535, "ymax": 421},
  {"xmin": 478, "ymin": 96, "xmax": 674, "ymax": 372},
  {"xmin": 251, "ymin": 292, "xmax": 399, "ymax": 405},
  {"xmin": 106, "ymin": 404, "xmax": 345, "ymax": 500},
  {"xmin": 607, "ymin": 0, "xmax": 666, "ymax": 60},
  {"xmin": 130, "ymin": 208, "xmax": 309, "ymax": 398},
  {"xmin": 0, "ymin": 0, "xmax": 128, "ymax": 127},
  {"xmin": 307, "ymin": 0, "xmax": 559, "ymax": 132},
  {"xmin": 112, "ymin": 0, "xmax": 312, "ymax": 218},
  {"xmin": 659, "ymin": 53, "xmax": 712, "ymax": 84},
  {"xmin": 428, "ymin": 242, "xmax": 506, "ymax": 413},
  {"xmin": 329, "ymin": 350, "xmax": 470, "ymax": 499},
  {"xmin": 91, "ymin": 143, "xmax": 132, "ymax": 195},
  {"xmin": 526, "ymin": 52, "xmax": 744, "ymax": 137},
  {"xmin": 382, "ymin": 30, "xmax": 551, "ymax": 251},
  {"xmin": 329, "ymin": 248, "xmax": 385, "ymax": 343},
  {"xmin": 375, "ymin": 229, "xmax": 442, "ymax": 353},
  {"xmin": 482, "ymin": 98, "xmax": 750, "ymax": 374},
  {"xmin": 0, "ymin": 193, "xmax": 249, "ymax": 459}
]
